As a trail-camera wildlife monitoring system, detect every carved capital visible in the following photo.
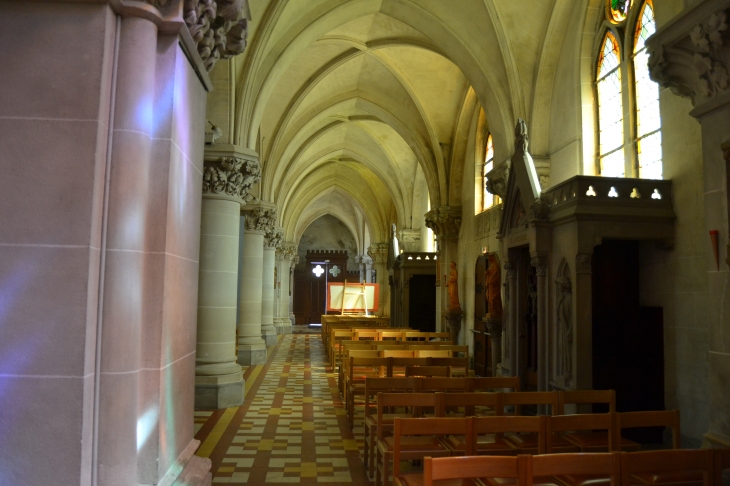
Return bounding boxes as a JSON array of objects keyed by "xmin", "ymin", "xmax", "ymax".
[
  {"xmin": 485, "ymin": 162, "xmax": 510, "ymax": 200},
  {"xmin": 424, "ymin": 206, "xmax": 462, "ymax": 239},
  {"xmin": 647, "ymin": 3, "xmax": 730, "ymax": 108},
  {"xmin": 264, "ymin": 228, "xmax": 283, "ymax": 249},
  {"xmin": 575, "ymin": 252, "xmax": 592, "ymax": 275},
  {"xmin": 202, "ymin": 156, "xmax": 260, "ymax": 203},
  {"xmin": 367, "ymin": 243, "xmax": 389, "ymax": 264},
  {"xmin": 183, "ymin": 0, "xmax": 250, "ymax": 72},
  {"xmin": 530, "ymin": 257, "xmax": 548, "ymax": 276},
  {"xmin": 243, "ymin": 207, "xmax": 275, "ymax": 235}
]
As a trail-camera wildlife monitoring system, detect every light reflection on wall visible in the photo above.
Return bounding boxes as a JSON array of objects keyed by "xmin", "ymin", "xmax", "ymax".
[{"xmin": 137, "ymin": 406, "xmax": 159, "ymax": 452}]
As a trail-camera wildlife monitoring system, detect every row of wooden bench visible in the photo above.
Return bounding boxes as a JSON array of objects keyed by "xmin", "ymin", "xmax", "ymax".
[
  {"xmin": 414, "ymin": 449, "xmax": 730, "ymax": 486},
  {"xmin": 377, "ymin": 411, "xmax": 691, "ymax": 486}
]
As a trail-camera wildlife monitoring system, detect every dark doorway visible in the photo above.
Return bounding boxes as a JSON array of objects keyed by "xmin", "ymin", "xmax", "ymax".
[
  {"xmin": 473, "ymin": 255, "xmax": 492, "ymax": 376},
  {"xmin": 592, "ymin": 240, "xmax": 665, "ymax": 443},
  {"xmin": 408, "ymin": 274, "xmax": 436, "ymax": 332}
]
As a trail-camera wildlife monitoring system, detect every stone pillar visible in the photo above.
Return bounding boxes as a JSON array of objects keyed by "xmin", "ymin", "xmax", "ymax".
[
  {"xmin": 195, "ymin": 152, "xmax": 260, "ymax": 408},
  {"xmin": 276, "ymin": 244, "xmax": 296, "ymax": 334},
  {"xmin": 647, "ymin": 1, "xmax": 730, "ymax": 448},
  {"xmin": 355, "ymin": 255, "xmax": 365, "ymax": 282},
  {"xmin": 238, "ymin": 206, "xmax": 274, "ymax": 365},
  {"xmin": 531, "ymin": 256, "xmax": 549, "ymax": 394},
  {"xmin": 425, "ymin": 206, "xmax": 462, "ymax": 332},
  {"xmin": 261, "ymin": 226, "xmax": 282, "ymax": 346},
  {"xmin": 368, "ymin": 243, "xmax": 389, "ymax": 316}
]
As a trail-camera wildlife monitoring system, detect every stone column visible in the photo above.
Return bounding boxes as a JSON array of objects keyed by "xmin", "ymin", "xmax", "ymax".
[
  {"xmin": 195, "ymin": 154, "xmax": 260, "ymax": 408},
  {"xmin": 425, "ymin": 206, "xmax": 462, "ymax": 332},
  {"xmin": 238, "ymin": 206, "xmax": 274, "ymax": 365},
  {"xmin": 290, "ymin": 255, "xmax": 299, "ymax": 325},
  {"xmin": 355, "ymin": 255, "xmax": 365, "ymax": 282},
  {"xmin": 261, "ymin": 226, "xmax": 282, "ymax": 346},
  {"xmin": 368, "ymin": 243, "xmax": 389, "ymax": 316},
  {"xmin": 276, "ymin": 244, "xmax": 296, "ymax": 334},
  {"xmin": 531, "ymin": 256, "xmax": 549, "ymax": 393},
  {"xmin": 647, "ymin": 1, "xmax": 730, "ymax": 448}
]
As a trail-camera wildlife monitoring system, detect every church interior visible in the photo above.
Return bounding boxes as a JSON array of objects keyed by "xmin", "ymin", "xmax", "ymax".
[{"xmin": 1, "ymin": 0, "xmax": 730, "ymax": 484}]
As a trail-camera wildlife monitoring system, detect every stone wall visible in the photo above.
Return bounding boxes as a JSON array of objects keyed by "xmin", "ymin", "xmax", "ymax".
[{"xmin": 297, "ymin": 215, "xmax": 359, "ymax": 272}]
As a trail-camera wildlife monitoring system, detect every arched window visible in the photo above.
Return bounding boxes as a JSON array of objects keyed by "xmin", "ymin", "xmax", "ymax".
[
  {"xmin": 634, "ymin": 1, "xmax": 662, "ymax": 179},
  {"xmin": 595, "ymin": 0, "xmax": 663, "ymax": 180},
  {"xmin": 482, "ymin": 134, "xmax": 497, "ymax": 210},
  {"xmin": 597, "ymin": 32, "xmax": 625, "ymax": 177}
]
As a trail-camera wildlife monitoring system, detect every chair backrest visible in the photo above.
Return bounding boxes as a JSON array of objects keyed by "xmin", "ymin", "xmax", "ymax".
[
  {"xmin": 439, "ymin": 345, "xmax": 469, "ymax": 358},
  {"xmin": 376, "ymin": 344, "xmax": 407, "ymax": 351},
  {"xmin": 618, "ymin": 410, "xmax": 680, "ymax": 449},
  {"xmin": 424, "ymin": 455, "xmax": 525, "ymax": 486},
  {"xmin": 428, "ymin": 357, "xmax": 468, "ymax": 376},
  {"xmin": 379, "ymin": 331, "xmax": 404, "ymax": 340},
  {"xmin": 354, "ymin": 329, "xmax": 380, "ymax": 341},
  {"xmin": 469, "ymin": 376, "xmax": 520, "ymax": 392},
  {"xmin": 420, "ymin": 377, "xmax": 469, "ymax": 392},
  {"xmin": 621, "ymin": 449, "xmax": 715, "ymax": 486},
  {"xmin": 346, "ymin": 349, "xmax": 380, "ymax": 359},
  {"xmin": 503, "ymin": 391, "xmax": 559, "ymax": 416},
  {"xmin": 529, "ymin": 453, "xmax": 620, "ymax": 486},
  {"xmin": 559, "ymin": 389, "xmax": 616, "ymax": 414},
  {"xmin": 404, "ymin": 331, "xmax": 429, "ymax": 341},
  {"xmin": 546, "ymin": 413, "xmax": 616, "ymax": 453},
  {"xmin": 474, "ymin": 415, "xmax": 546, "ymax": 454},
  {"xmin": 380, "ymin": 350, "xmax": 415, "ymax": 358},
  {"xmin": 405, "ymin": 365, "xmax": 451, "ymax": 378},
  {"xmin": 415, "ymin": 349, "xmax": 452, "ymax": 358},
  {"xmin": 428, "ymin": 332, "xmax": 451, "ymax": 341},
  {"xmin": 714, "ymin": 448, "xmax": 730, "ymax": 485},
  {"xmin": 408, "ymin": 344, "xmax": 439, "ymax": 350},
  {"xmin": 442, "ymin": 392, "xmax": 504, "ymax": 417},
  {"xmin": 393, "ymin": 418, "xmax": 472, "ymax": 475},
  {"xmin": 377, "ymin": 393, "xmax": 444, "ymax": 439},
  {"xmin": 364, "ymin": 377, "xmax": 419, "ymax": 419},
  {"xmin": 348, "ymin": 356, "xmax": 389, "ymax": 382}
]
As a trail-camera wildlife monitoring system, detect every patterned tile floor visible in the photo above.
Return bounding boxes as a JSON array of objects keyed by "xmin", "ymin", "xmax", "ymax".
[{"xmin": 194, "ymin": 334, "xmax": 370, "ymax": 485}]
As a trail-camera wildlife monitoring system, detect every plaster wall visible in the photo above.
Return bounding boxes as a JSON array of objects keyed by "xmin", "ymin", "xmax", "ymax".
[{"xmin": 296, "ymin": 215, "xmax": 359, "ymax": 272}]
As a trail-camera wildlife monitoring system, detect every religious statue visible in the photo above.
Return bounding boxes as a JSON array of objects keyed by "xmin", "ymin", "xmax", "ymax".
[
  {"xmin": 447, "ymin": 262, "xmax": 461, "ymax": 312},
  {"xmin": 556, "ymin": 276, "xmax": 573, "ymax": 380},
  {"xmin": 485, "ymin": 253, "xmax": 503, "ymax": 318}
]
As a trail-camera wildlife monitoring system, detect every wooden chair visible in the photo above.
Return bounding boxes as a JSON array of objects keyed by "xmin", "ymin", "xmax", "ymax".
[
  {"xmin": 391, "ymin": 357, "xmax": 429, "ymax": 377},
  {"xmin": 405, "ymin": 366, "xmax": 451, "ymax": 378},
  {"xmin": 530, "ymin": 452, "xmax": 621, "ymax": 486},
  {"xmin": 430, "ymin": 358, "xmax": 469, "ymax": 378},
  {"xmin": 356, "ymin": 329, "xmax": 381, "ymax": 341},
  {"xmin": 375, "ymin": 394, "xmax": 445, "ymax": 486},
  {"xmin": 439, "ymin": 395, "xmax": 513, "ymax": 456},
  {"xmin": 502, "ymin": 392, "xmax": 578, "ymax": 454},
  {"xmin": 429, "ymin": 332, "xmax": 452, "ymax": 341},
  {"xmin": 473, "ymin": 415, "xmax": 545, "ymax": 465},
  {"xmin": 381, "ymin": 331, "xmax": 405, "ymax": 341},
  {"xmin": 713, "ymin": 448, "xmax": 730, "ymax": 486},
  {"xmin": 416, "ymin": 350, "xmax": 453, "ymax": 358},
  {"xmin": 363, "ymin": 378, "xmax": 420, "ymax": 478},
  {"xmin": 621, "ymin": 449, "xmax": 714, "ymax": 486},
  {"xmin": 346, "ymin": 356, "xmax": 390, "ymax": 427},
  {"xmin": 329, "ymin": 329, "xmax": 355, "ymax": 365},
  {"xmin": 339, "ymin": 348, "xmax": 379, "ymax": 396},
  {"xmin": 617, "ymin": 410, "xmax": 680, "ymax": 452},
  {"xmin": 382, "ymin": 350, "xmax": 416, "ymax": 358},
  {"xmin": 388, "ymin": 418, "xmax": 470, "ymax": 486},
  {"xmin": 547, "ymin": 413, "xmax": 616, "ymax": 453},
  {"xmin": 420, "ymin": 377, "xmax": 470, "ymax": 393},
  {"xmin": 408, "ymin": 344, "xmax": 440, "ymax": 350},
  {"xmin": 404, "ymin": 331, "xmax": 429, "ymax": 342},
  {"xmin": 414, "ymin": 455, "xmax": 525, "ymax": 486},
  {"xmin": 557, "ymin": 390, "xmax": 635, "ymax": 452}
]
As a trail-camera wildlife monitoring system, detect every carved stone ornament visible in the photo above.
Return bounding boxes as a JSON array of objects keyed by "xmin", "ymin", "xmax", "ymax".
[
  {"xmin": 648, "ymin": 7, "xmax": 730, "ymax": 106},
  {"xmin": 504, "ymin": 261, "xmax": 516, "ymax": 279},
  {"xmin": 530, "ymin": 257, "xmax": 547, "ymax": 276},
  {"xmin": 367, "ymin": 243, "xmax": 389, "ymax": 264},
  {"xmin": 397, "ymin": 229, "xmax": 421, "ymax": 253},
  {"xmin": 244, "ymin": 207, "xmax": 276, "ymax": 234},
  {"xmin": 555, "ymin": 276, "xmax": 573, "ymax": 382},
  {"xmin": 265, "ymin": 228, "xmax": 284, "ymax": 249},
  {"xmin": 202, "ymin": 156, "xmax": 260, "ymax": 202},
  {"xmin": 183, "ymin": 0, "xmax": 250, "ymax": 72},
  {"xmin": 575, "ymin": 252, "xmax": 592, "ymax": 275},
  {"xmin": 485, "ymin": 162, "xmax": 511, "ymax": 200},
  {"xmin": 424, "ymin": 206, "xmax": 462, "ymax": 239},
  {"xmin": 529, "ymin": 197, "xmax": 550, "ymax": 222}
]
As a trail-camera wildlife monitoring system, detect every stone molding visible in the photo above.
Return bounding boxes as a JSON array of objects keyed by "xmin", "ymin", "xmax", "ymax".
[
  {"xmin": 424, "ymin": 206, "xmax": 462, "ymax": 239},
  {"xmin": 647, "ymin": 1, "xmax": 730, "ymax": 111},
  {"xmin": 243, "ymin": 207, "xmax": 275, "ymax": 235},
  {"xmin": 202, "ymin": 156, "xmax": 260, "ymax": 204},
  {"xmin": 397, "ymin": 229, "xmax": 421, "ymax": 252},
  {"xmin": 486, "ymin": 161, "xmax": 511, "ymax": 200},
  {"xmin": 367, "ymin": 243, "xmax": 389, "ymax": 263}
]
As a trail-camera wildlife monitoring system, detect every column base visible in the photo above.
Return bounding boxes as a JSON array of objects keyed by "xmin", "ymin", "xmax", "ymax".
[
  {"xmin": 195, "ymin": 377, "xmax": 244, "ymax": 410},
  {"xmin": 238, "ymin": 343, "xmax": 267, "ymax": 365},
  {"xmin": 262, "ymin": 332, "xmax": 279, "ymax": 346},
  {"xmin": 171, "ymin": 454, "xmax": 212, "ymax": 486},
  {"xmin": 275, "ymin": 317, "xmax": 292, "ymax": 335}
]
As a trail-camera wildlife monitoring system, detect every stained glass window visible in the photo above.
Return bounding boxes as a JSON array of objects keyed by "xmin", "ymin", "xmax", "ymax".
[
  {"xmin": 597, "ymin": 32, "xmax": 625, "ymax": 177},
  {"xmin": 483, "ymin": 134, "xmax": 496, "ymax": 210},
  {"xmin": 634, "ymin": 1, "xmax": 662, "ymax": 179},
  {"xmin": 609, "ymin": 0, "xmax": 632, "ymax": 23}
]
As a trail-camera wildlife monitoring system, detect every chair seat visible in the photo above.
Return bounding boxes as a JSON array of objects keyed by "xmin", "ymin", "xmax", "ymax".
[
  {"xmin": 396, "ymin": 473, "xmax": 480, "ymax": 486},
  {"xmin": 380, "ymin": 436, "xmax": 450, "ymax": 452},
  {"xmin": 441, "ymin": 434, "xmax": 516, "ymax": 454},
  {"xmin": 481, "ymin": 476, "xmax": 560, "ymax": 485},
  {"xmin": 365, "ymin": 413, "xmax": 413, "ymax": 428},
  {"xmin": 505, "ymin": 432, "xmax": 580, "ymax": 453},
  {"xmin": 555, "ymin": 474, "xmax": 612, "ymax": 486},
  {"xmin": 563, "ymin": 432, "xmax": 639, "ymax": 451},
  {"xmin": 629, "ymin": 470, "xmax": 705, "ymax": 486}
]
